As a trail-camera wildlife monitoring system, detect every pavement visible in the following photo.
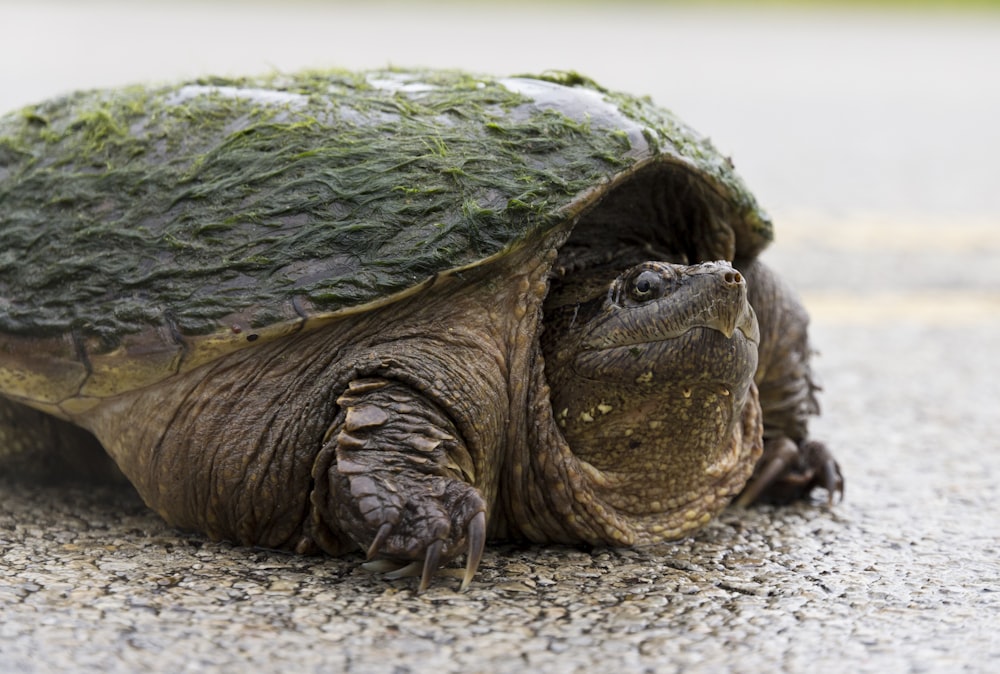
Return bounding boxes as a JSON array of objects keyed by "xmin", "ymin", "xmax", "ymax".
[{"xmin": 1, "ymin": 3, "xmax": 999, "ymax": 673}]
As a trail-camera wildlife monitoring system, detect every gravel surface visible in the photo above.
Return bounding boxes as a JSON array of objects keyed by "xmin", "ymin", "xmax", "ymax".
[
  {"xmin": 2, "ymin": 3, "xmax": 999, "ymax": 673},
  {"xmin": 2, "ymin": 304, "xmax": 998, "ymax": 673}
]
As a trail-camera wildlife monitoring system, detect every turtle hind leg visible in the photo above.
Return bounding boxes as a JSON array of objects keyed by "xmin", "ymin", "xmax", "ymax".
[
  {"xmin": 0, "ymin": 397, "xmax": 126, "ymax": 485},
  {"xmin": 737, "ymin": 437, "xmax": 843, "ymax": 507},
  {"xmin": 309, "ymin": 377, "xmax": 487, "ymax": 592},
  {"xmin": 735, "ymin": 259, "xmax": 844, "ymax": 507}
]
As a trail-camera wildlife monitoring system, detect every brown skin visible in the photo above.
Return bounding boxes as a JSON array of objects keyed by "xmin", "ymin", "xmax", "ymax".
[
  {"xmin": 539, "ymin": 261, "xmax": 763, "ymax": 543},
  {"xmin": 735, "ymin": 259, "xmax": 843, "ymax": 506},
  {"xmin": 1, "ymin": 235, "xmax": 840, "ymax": 591},
  {"xmin": 82, "ymin": 237, "xmax": 558, "ymax": 591}
]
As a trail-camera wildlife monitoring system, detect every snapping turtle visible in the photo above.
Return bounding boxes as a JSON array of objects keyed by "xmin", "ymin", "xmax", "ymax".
[{"xmin": 0, "ymin": 69, "xmax": 841, "ymax": 590}]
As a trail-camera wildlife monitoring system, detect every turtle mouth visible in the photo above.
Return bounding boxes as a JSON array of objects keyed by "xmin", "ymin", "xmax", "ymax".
[
  {"xmin": 569, "ymin": 260, "xmax": 761, "ymax": 387},
  {"xmin": 578, "ymin": 292, "xmax": 760, "ymax": 356},
  {"xmin": 573, "ymin": 323, "xmax": 759, "ymax": 388},
  {"xmin": 579, "ymin": 260, "xmax": 760, "ymax": 354},
  {"xmin": 582, "ymin": 313, "xmax": 759, "ymax": 352},
  {"xmin": 542, "ymin": 260, "xmax": 759, "ymax": 387}
]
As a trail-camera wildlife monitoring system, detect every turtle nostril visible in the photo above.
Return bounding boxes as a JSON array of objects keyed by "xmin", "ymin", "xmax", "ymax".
[{"xmin": 724, "ymin": 271, "xmax": 743, "ymax": 286}]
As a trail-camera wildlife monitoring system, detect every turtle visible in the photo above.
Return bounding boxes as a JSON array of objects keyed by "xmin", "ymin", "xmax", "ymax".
[{"xmin": 0, "ymin": 68, "xmax": 842, "ymax": 591}]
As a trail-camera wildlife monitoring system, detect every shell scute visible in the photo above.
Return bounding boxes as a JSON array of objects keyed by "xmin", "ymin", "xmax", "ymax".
[
  {"xmin": 0, "ymin": 333, "xmax": 87, "ymax": 410},
  {"xmin": 0, "ymin": 68, "xmax": 770, "ymax": 405}
]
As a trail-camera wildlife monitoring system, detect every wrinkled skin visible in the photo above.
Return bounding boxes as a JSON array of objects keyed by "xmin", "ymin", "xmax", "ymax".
[
  {"xmin": 736, "ymin": 259, "xmax": 842, "ymax": 507},
  {"xmin": 0, "ymin": 239, "xmax": 841, "ymax": 591},
  {"xmin": 0, "ymin": 68, "xmax": 844, "ymax": 593},
  {"xmin": 541, "ymin": 261, "xmax": 762, "ymax": 542}
]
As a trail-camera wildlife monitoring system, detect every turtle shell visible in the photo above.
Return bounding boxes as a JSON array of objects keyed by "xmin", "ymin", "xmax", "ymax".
[{"xmin": 0, "ymin": 68, "xmax": 771, "ymax": 418}]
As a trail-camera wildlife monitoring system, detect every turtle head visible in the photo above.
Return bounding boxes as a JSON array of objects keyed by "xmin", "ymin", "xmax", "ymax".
[
  {"xmin": 540, "ymin": 260, "xmax": 762, "ymax": 542},
  {"xmin": 543, "ymin": 260, "xmax": 759, "ymax": 391}
]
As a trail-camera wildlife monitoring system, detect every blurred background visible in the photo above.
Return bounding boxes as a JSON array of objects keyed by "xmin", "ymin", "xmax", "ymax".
[
  {"xmin": 3, "ymin": 0, "xmax": 999, "ymax": 225},
  {"xmin": 5, "ymin": 0, "xmax": 999, "ymax": 317},
  {"xmin": 3, "ymin": 5, "xmax": 999, "ymax": 670}
]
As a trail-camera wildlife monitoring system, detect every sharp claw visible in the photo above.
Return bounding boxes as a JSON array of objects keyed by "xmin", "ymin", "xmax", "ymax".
[
  {"xmin": 367, "ymin": 522, "xmax": 393, "ymax": 560},
  {"xmin": 382, "ymin": 560, "xmax": 422, "ymax": 580},
  {"xmin": 801, "ymin": 439, "xmax": 843, "ymax": 506},
  {"xmin": 362, "ymin": 559, "xmax": 405, "ymax": 574},
  {"xmin": 460, "ymin": 511, "xmax": 486, "ymax": 592},
  {"xmin": 418, "ymin": 539, "xmax": 444, "ymax": 594},
  {"xmin": 822, "ymin": 459, "xmax": 845, "ymax": 506},
  {"xmin": 736, "ymin": 454, "xmax": 789, "ymax": 507}
]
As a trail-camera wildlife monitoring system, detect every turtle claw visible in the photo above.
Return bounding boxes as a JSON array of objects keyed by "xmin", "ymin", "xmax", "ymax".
[
  {"xmin": 817, "ymin": 444, "xmax": 845, "ymax": 505},
  {"xmin": 461, "ymin": 511, "xmax": 486, "ymax": 592},
  {"xmin": 366, "ymin": 521, "xmax": 393, "ymax": 559},
  {"xmin": 415, "ymin": 509, "xmax": 486, "ymax": 593},
  {"xmin": 737, "ymin": 437, "xmax": 843, "ymax": 507},
  {"xmin": 359, "ymin": 511, "xmax": 486, "ymax": 593},
  {"xmin": 418, "ymin": 540, "xmax": 445, "ymax": 593},
  {"xmin": 795, "ymin": 439, "xmax": 844, "ymax": 505},
  {"xmin": 382, "ymin": 561, "xmax": 422, "ymax": 580},
  {"xmin": 361, "ymin": 558, "xmax": 406, "ymax": 574}
]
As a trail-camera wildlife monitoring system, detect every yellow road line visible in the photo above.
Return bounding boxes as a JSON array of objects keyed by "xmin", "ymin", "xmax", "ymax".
[
  {"xmin": 803, "ymin": 290, "xmax": 1000, "ymax": 324},
  {"xmin": 773, "ymin": 212, "xmax": 1000, "ymax": 252}
]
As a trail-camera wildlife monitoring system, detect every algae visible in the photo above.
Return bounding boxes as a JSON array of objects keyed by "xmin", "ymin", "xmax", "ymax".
[{"xmin": 0, "ymin": 68, "xmax": 768, "ymax": 348}]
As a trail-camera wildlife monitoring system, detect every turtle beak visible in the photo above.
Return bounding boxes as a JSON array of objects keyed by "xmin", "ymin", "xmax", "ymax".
[
  {"xmin": 569, "ymin": 260, "xmax": 760, "ymax": 384},
  {"xmin": 711, "ymin": 300, "xmax": 759, "ymax": 344},
  {"xmin": 684, "ymin": 262, "xmax": 759, "ymax": 345},
  {"xmin": 577, "ymin": 260, "xmax": 760, "ymax": 352},
  {"xmin": 716, "ymin": 274, "xmax": 758, "ymax": 344}
]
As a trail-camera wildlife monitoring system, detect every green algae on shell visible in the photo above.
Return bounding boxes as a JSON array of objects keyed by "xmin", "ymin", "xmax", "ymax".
[{"xmin": 0, "ymin": 68, "xmax": 771, "ymax": 414}]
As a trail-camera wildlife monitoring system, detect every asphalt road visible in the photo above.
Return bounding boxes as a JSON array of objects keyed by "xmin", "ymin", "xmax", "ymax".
[{"xmin": 2, "ymin": 3, "xmax": 999, "ymax": 673}]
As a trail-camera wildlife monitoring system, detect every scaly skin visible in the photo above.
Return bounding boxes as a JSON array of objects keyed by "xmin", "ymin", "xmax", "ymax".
[
  {"xmin": 0, "ymin": 244, "xmax": 838, "ymax": 591},
  {"xmin": 0, "ymin": 69, "xmax": 841, "ymax": 593},
  {"xmin": 735, "ymin": 259, "xmax": 843, "ymax": 505},
  {"xmin": 532, "ymin": 261, "xmax": 763, "ymax": 545},
  {"xmin": 76, "ymin": 234, "xmax": 558, "ymax": 589},
  {"xmin": 0, "ymin": 242, "xmax": 839, "ymax": 592}
]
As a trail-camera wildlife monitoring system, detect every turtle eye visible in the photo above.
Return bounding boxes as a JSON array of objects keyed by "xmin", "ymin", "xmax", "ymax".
[{"xmin": 628, "ymin": 270, "xmax": 665, "ymax": 302}]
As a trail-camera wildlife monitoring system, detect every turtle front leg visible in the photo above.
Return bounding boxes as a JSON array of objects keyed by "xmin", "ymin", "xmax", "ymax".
[
  {"xmin": 735, "ymin": 259, "xmax": 844, "ymax": 506},
  {"xmin": 309, "ymin": 377, "xmax": 487, "ymax": 592}
]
